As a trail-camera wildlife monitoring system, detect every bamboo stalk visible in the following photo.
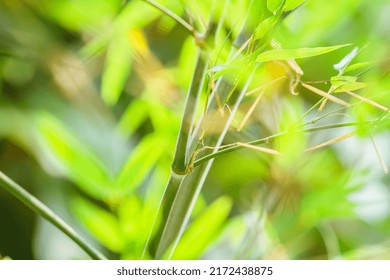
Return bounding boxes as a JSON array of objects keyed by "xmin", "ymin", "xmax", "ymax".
[
  {"xmin": 145, "ymin": 20, "xmax": 218, "ymax": 259},
  {"xmin": 160, "ymin": 70, "xmax": 256, "ymax": 260}
]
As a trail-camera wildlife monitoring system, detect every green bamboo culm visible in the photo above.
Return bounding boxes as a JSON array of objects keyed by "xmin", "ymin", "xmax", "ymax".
[
  {"xmin": 145, "ymin": 20, "xmax": 218, "ymax": 258},
  {"xmin": 0, "ymin": 171, "xmax": 107, "ymax": 260},
  {"xmin": 146, "ymin": 50, "xmax": 209, "ymax": 259}
]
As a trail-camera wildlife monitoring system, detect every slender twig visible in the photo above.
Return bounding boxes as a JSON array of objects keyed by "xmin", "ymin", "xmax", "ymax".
[
  {"xmin": 301, "ymin": 82, "xmax": 350, "ymax": 107},
  {"xmin": 343, "ymin": 90, "xmax": 389, "ymax": 112},
  {"xmin": 369, "ymin": 134, "xmax": 389, "ymax": 173},
  {"xmin": 193, "ymin": 120, "xmax": 378, "ymax": 167},
  {"xmin": 304, "ymin": 130, "xmax": 357, "ymax": 152},
  {"xmin": 142, "ymin": 0, "xmax": 195, "ymax": 35},
  {"xmin": 0, "ymin": 171, "xmax": 107, "ymax": 260}
]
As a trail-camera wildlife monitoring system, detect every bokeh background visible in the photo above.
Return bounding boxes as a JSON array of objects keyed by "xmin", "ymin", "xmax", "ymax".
[{"xmin": 0, "ymin": 0, "xmax": 389, "ymax": 259}]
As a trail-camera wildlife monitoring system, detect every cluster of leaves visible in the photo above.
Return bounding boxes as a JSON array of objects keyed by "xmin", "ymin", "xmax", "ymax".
[{"xmin": 0, "ymin": 0, "xmax": 389, "ymax": 260}]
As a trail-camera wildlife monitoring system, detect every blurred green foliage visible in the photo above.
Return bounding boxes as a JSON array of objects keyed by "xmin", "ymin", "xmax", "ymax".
[{"xmin": 0, "ymin": 0, "xmax": 389, "ymax": 260}]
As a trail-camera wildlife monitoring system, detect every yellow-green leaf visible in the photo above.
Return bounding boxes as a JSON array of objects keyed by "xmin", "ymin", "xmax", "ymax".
[
  {"xmin": 267, "ymin": 0, "xmax": 285, "ymax": 14},
  {"xmin": 254, "ymin": 16, "xmax": 281, "ymax": 41},
  {"xmin": 101, "ymin": 35, "xmax": 133, "ymax": 106},
  {"xmin": 331, "ymin": 76, "xmax": 368, "ymax": 92},
  {"xmin": 256, "ymin": 44, "xmax": 350, "ymax": 62},
  {"xmin": 284, "ymin": 0, "xmax": 306, "ymax": 11},
  {"xmin": 169, "ymin": 196, "xmax": 233, "ymax": 260},
  {"xmin": 117, "ymin": 99, "xmax": 149, "ymax": 138},
  {"xmin": 345, "ymin": 61, "xmax": 375, "ymax": 74},
  {"xmin": 36, "ymin": 113, "xmax": 112, "ymax": 200},
  {"xmin": 72, "ymin": 197, "xmax": 124, "ymax": 252},
  {"xmin": 114, "ymin": 134, "xmax": 168, "ymax": 192}
]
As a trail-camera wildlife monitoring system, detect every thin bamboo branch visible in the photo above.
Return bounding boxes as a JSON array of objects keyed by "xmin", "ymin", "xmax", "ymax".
[
  {"xmin": 369, "ymin": 134, "xmax": 389, "ymax": 174},
  {"xmin": 0, "ymin": 171, "xmax": 107, "ymax": 260},
  {"xmin": 343, "ymin": 90, "xmax": 389, "ymax": 112},
  {"xmin": 304, "ymin": 130, "xmax": 357, "ymax": 152},
  {"xmin": 142, "ymin": 0, "xmax": 195, "ymax": 35},
  {"xmin": 237, "ymin": 90, "xmax": 264, "ymax": 131},
  {"xmin": 301, "ymin": 82, "xmax": 350, "ymax": 107},
  {"xmin": 193, "ymin": 120, "xmax": 378, "ymax": 167},
  {"xmin": 236, "ymin": 142, "xmax": 282, "ymax": 155}
]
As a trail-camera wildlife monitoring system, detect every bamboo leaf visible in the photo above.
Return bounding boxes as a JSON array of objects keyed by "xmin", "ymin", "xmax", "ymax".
[
  {"xmin": 101, "ymin": 34, "xmax": 134, "ymax": 106},
  {"xmin": 267, "ymin": 0, "xmax": 285, "ymax": 14},
  {"xmin": 36, "ymin": 114, "xmax": 112, "ymax": 200},
  {"xmin": 331, "ymin": 76, "xmax": 367, "ymax": 93},
  {"xmin": 256, "ymin": 44, "xmax": 350, "ymax": 62},
  {"xmin": 335, "ymin": 82, "xmax": 367, "ymax": 92},
  {"xmin": 119, "ymin": 195, "xmax": 160, "ymax": 259},
  {"xmin": 72, "ymin": 197, "xmax": 124, "ymax": 252},
  {"xmin": 331, "ymin": 75, "xmax": 357, "ymax": 86},
  {"xmin": 117, "ymin": 99, "xmax": 149, "ymax": 138},
  {"xmin": 114, "ymin": 134, "xmax": 168, "ymax": 192},
  {"xmin": 284, "ymin": 0, "xmax": 306, "ymax": 11},
  {"xmin": 253, "ymin": 15, "xmax": 281, "ymax": 41},
  {"xmin": 344, "ymin": 61, "xmax": 375, "ymax": 73},
  {"xmin": 168, "ymin": 196, "xmax": 232, "ymax": 259},
  {"xmin": 208, "ymin": 64, "xmax": 239, "ymax": 79}
]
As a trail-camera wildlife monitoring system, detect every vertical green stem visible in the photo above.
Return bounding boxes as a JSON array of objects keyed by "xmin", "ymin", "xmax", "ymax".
[
  {"xmin": 162, "ymin": 70, "xmax": 256, "ymax": 259},
  {"xmin": 0, "ymin": 171, "xmax": 107, "ymax": 260},
  {"xmin": 144, "ymin": 46, "xmax": 209, "ymax": 260},
  {"xmin": 172, "ymin": 51, "xmax": 208, "ymax": 174}
]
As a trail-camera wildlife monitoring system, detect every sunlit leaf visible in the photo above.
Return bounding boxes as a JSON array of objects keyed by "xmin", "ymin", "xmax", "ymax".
[
  {"xmin": 256, "ymin": 44, "xmax": 350, "ymax": 62},
  {"xmin": 344, "ymin": 61, "xmax": 375, "ymax": 74},
  {"xmin": 36, "ymin": 114, "xmax": 112, "ymax": 200},
  {"xmin": 118, "ymin": 193, "xmax": 161, "ymax": 259},
  {"xmin": 113, "ymin": 133, "xmax": 168, "ymax": 192},
  {"xmin": 117, "ymin": 99, "xmax": 149, "ymax": 138},
  {"xmin": 39, "ymin": 0, "xmax": 121, "ymax": 31},
  {"xmin": 208, "ymin": 63, "xmax": 240, "ymax": 79},
  {"xmin": 254, "ymin": 15, "xmax": 281, "ymax": 41},
  {"xmin": 267, "ymin": 0, "xmax": 285, "ymax": 14},
  {"xmin": 176, "ymin": 36, "xmax": 197, "ymax": 89},
  {"xmin": 284, "ymin": 0, "xmax": 306, "ymax": 11},
  {"xmin": 331, "ymin": 76, "xmax": 368, "ymax": 92},
  {"xmin": 169, "ymin": 196, "xmax": 233, "ymax": 259},
  {"xmin": 101, "ymin": 34, "xmax": 134, "ymax": 106},
  {"xmin": 72, "ymin": 197, "xmax": 124, "ymax": 252}
]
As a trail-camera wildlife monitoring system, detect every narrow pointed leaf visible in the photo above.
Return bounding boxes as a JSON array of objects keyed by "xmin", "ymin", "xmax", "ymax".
[
  {"xmin": 284, "ymin": 0, "xmax": 306, "ymax": 11},
  {"xmin": 267, "ymin": 0, "xmax": 285, "ymax": 14},
  {"xmin": 114, "ymin": 134, "xmax": 168, "ymax": 192},
  {"xmin": 72, "ymin": 197, "xmax": 124, "ymax": 252},
  {"xmin": 36, "ymin": 114, "xmax": 112, "ymax": 200},
  {"xmin": 331, "ymin": 76, "xmax": 367, "ymax": 93},
  {"xmin": 256, "ymin": 44, "xmax": 350, "ymax": 62},
  {"xmin": 344, "ymin": 61, "xmax": 375, "ymax": 73},
  {"xmin": 101, "ymin": 35, "xmax": 133, "ymax": 106},
  {"xmin": 168, "ymin": 196, "xmax": 232, "ymax": 259}
]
